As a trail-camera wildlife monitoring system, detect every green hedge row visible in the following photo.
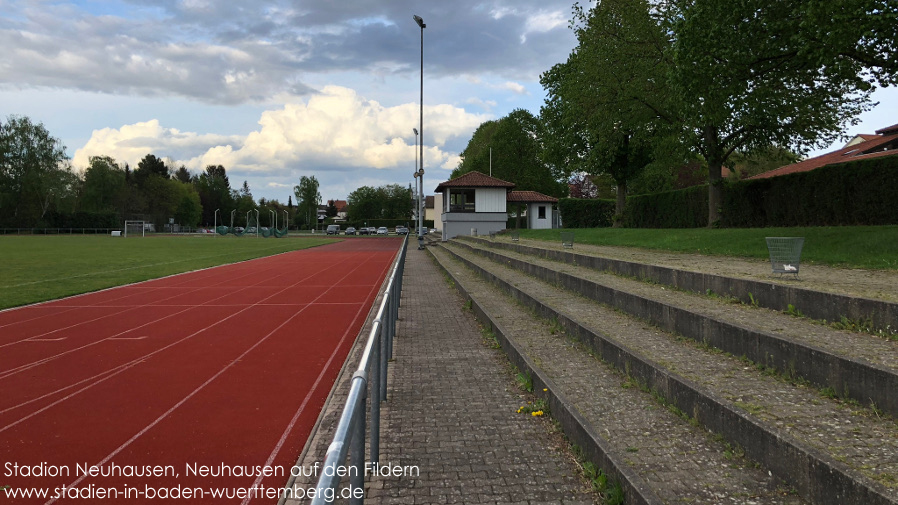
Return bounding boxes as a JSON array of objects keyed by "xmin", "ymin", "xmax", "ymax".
[
  {"xmin": 561, "ymin": 155, "xmax": 898, "ymax": 228},
  {"xmin": 558, "ymin": 198, "xmax": 615, "ymax": 228},
  {"xmin": 721, "ymin": 156, "xmax": 898, "ymax": 227}
]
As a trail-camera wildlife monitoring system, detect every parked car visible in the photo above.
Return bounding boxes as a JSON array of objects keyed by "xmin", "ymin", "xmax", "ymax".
[
  {"xmin": 358, "ymin": 227, "xmax": 369, "ymax": 235},
  {"xmin": 369, "ymin": 227, "xmax": 377, "ymax": 234},
  {"xmin": 326, "ymin": 224, "xmax": 340, "ymax": 235},
  {"xmin": 377, "ymin": 227, "xmax": 388, "ymax": 235},
  {"xmin": 345, "ymin": 227, "xmax": 357, "ymax": 235},
  {"xmin": 395, "ymin": 226, "xmax": 409, "ymax": 235}
]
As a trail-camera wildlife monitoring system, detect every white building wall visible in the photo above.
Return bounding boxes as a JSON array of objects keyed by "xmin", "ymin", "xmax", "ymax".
[
  {"xmin": 528, "ymin": 203, "xmax": 553, "ymax": 230},
  {"xmin": 475, "ymin": 188, "xmax": 507, "ymax": 213}
]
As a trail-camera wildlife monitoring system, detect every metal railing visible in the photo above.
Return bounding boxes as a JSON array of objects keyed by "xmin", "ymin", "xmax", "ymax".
[{"xmin": 301, "ymin": 235, "xmax": 407, "ymax": 505}]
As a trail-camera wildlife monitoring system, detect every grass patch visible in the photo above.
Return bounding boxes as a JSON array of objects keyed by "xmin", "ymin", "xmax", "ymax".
[
  {"xmin": 518, "ymin": 225, "xmax": 898, "ymax": 270},
  {"xmin": 0, "ymin": 235, "xmax": 336, "ymax": 309}
]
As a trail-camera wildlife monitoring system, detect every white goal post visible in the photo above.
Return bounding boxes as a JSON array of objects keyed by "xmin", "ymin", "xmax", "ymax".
[{"xmin": 124, "ymin": 220, "xmax": 146, "ymax": 237}]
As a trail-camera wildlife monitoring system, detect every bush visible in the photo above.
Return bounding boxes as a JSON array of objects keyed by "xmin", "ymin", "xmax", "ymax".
[
  {"xmin": 558, "ymin": 198, "xmax": 615, "ymax": 228},
  {"xmin": 562, "ymin": 156, "xmax": 898, "ymax": 229},
  {"xmin": 622, "ymin": 185, "xmax": 708, "ymax": 228},
  {"xmin": 720, "ymin": 156, "xmax": 898, "ymax": 227}
]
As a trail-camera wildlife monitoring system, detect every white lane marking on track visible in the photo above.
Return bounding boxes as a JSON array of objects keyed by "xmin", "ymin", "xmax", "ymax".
[{"xmin": 42, "ymin": 246, "xmax": 383, "ymax": 505}]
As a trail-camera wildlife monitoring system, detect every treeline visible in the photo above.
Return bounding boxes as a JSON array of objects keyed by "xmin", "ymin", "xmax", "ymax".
[{"xmin": 0, "ymin": 115, "xmax": 293, "ymax": 229}]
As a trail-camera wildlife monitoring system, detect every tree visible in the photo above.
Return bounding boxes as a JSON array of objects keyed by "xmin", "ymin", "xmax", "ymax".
[
  {"xmin": 173, "ymin": 165, "xmax": 191, "ymax": 183},
  {"xmin": 378, "ymin": 184, "xmax": 413, "ymax": 220},
  {"xmin": 81, "ymin": 156, "xmax": 126, "ymax": 214},
  {"xmin": 454, "ymin": 109, "xmax": 567, "ymax": 197},
  {"xmin": 0, "ymin": 115, "xmax": 71, "ymax": 226},
  {"xmin": 326, "ymin": 200, "xmax": 338, "ymax": 218},
  {"xmin": 541, "ymin": 0, "xmax": 674, "ymax": 225},
  {"xmin": 346, "ymin": 186, "xmax": 382, "ymax": 223},
  {"xmin": 134, "ymin": 154, "xmax": 169, "ymax": 182},
  {"xmin": 194, "ymin": 165, "xmax": 234, "ymax": 226},
  {"xmin": 293, "ymin": 175, "xmax": 320, "ymax": 229},
  {"xmin": 661, "ymin": 0, "xmax": 897, "ymax": 226},
  {"xmin": 170, "ymin": 180, "xmax": 202, "ymax": 227}
]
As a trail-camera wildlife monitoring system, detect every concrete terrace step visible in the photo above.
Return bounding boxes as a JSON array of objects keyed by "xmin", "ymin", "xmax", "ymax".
[
  {"xmin": 437, "ymin": 240, "xmax": 898, "ymax": 505},
  {"xmin": 458, "ymin": 235, "xmax": 898, "ymax": 334},
  {"xmin": 430, "ymin": 245, "xmax": 806, "ymax": 505},
  {"xmin": 455, "ymin": 236, "xmax": 898, "ymax": 419}
]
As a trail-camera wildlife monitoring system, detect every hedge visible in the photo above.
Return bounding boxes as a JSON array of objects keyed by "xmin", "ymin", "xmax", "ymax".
[
  {"xmin": 720, "ymin": 155, "xmax": 898, "ymax": 227},
  {"xmin": 561, "ymin": 155, "xmax": 898, "ymax": 228},
  {"xmin": 558, "ymin": 198, "xmax": 615, "ymax": 228}
]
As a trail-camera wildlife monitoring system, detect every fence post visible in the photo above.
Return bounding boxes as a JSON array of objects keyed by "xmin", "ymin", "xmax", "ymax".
[
  {"xmin": 350, "ymin": 382, "xmax": 366, "ymax": 505},
  {"xmin": 370, "ymin": 331, "xmax": 381, "ymax": 464}
]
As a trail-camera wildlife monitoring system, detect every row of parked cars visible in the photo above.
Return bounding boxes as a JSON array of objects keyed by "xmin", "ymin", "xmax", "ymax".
[{"xmin": 326, "ymin": 225, "xmax": 409, "ymax": 236}]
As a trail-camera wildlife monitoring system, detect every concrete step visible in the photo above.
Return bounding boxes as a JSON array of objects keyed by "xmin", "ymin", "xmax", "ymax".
[
  {"xmin": 430, "ymin": 246, "xmax": 805, "ymax": 505},
  {"xmin": 453, "ymin": 236, "xmax": 898, "ymax": 419},
  {"xmin": 437, "ymin": 240, "xmax": 898, "ymax": 505},
  {"xmin": 458, "ymin": 235, "xmax": 898, "ymax": 334}
]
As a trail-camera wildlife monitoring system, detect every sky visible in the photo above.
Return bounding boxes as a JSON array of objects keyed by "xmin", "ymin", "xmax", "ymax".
[{"xmin": 1, "ymin": 0, "xmax": 895, "ymax": 203}]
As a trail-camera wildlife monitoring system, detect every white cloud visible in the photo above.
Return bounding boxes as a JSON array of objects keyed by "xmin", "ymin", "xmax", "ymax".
[
  {"xmin": 499, "ymin": 81, "xmax": 528, "ymax": 95},
  {"xmin": 72, "ymin": 120, "xmax": 241, "ymax": 170},
  {"xmin": 73, "ymin": 85, "xmax": 488, "ymax": 179}
]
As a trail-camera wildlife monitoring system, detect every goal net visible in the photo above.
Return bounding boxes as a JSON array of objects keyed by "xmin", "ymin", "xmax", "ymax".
[{"xmin": 124, "ymin": 220, "xmax": 146, "ymax": 237}]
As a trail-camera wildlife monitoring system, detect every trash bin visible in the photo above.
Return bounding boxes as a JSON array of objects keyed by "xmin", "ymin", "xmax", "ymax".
[
  {"xmin": 765, "ymin": 237, "xmax": 804, "ymax": 275},
  {"xmin": 561, "ymin": 231, "xmax": 574, "ymax": 249}
]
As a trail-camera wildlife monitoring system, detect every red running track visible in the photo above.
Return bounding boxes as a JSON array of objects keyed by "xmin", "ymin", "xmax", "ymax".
[{"xmin": 0, "ymin": 238, "xmax": 402, "ymax": 504}]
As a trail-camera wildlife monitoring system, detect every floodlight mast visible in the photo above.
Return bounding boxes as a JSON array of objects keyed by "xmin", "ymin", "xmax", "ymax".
[{"xmin": 413, "ymin": 14, "xmax": 425, "ymax": 250}]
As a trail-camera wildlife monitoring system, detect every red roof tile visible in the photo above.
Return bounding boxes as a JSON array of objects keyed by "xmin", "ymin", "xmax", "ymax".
[
  {"xmin": 434, "ymin": 171, "xmax": 515, "ymax": 192},
  {"xmin": 507, "ymin": 190, "xmax": 559, "ymax": 203},
  {"xmin": 748, "ymin": 128, "xmax": 898, "ymax": 180}
]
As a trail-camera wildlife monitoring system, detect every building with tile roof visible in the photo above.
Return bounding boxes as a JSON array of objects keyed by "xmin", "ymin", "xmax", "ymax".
[
  {"xmin": 749, "ymin": 123, "xmax": 898, "ymax": 180},
  {"xmin": 434, "ymin": 171, "xmax": 559, "ymax": 239}
]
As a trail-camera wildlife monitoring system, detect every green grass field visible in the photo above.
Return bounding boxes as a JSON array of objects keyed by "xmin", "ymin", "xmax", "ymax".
[
  {"xmin": 0, "ymin": 234, "xmax": 337, "ymax": 310},
  {"xmin": 519, "ymin": 225, "xmax": 898, "ymax": 270}
]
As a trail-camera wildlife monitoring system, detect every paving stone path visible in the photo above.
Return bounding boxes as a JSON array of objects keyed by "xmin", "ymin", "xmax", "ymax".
[{"xmin": 365, "ymin": 246, "xmax": 595, "ymax": 504}]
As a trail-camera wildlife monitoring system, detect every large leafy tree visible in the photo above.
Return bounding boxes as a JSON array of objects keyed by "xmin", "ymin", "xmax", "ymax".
[
  {"xmin": 661, "ymin": 0, "xmax": 898, "ymax": 225},
  {"xmin": 541, "ymin": 0, "xmax": 674, "ymax": 225},
  {"xmin": 346, "ymin": 186, "xmax": 382, "ymax": 223},
  {"xmin": 453, "ymin": 109, "xmax": 567, "ymax": 197},
  {"xmin": 0, "ymin": 115, "xmax": 72, "ymax": 226},
  {"xmin": 379, "ymin": 184, "xmax": 413, "ymax": 220},
  {"xmin": 294, "ymin": 175, "xmax": 321, "ymax": 229},
  {"xmin": 81, "ymin": 156, "xmax": 126, "ymax": 214}
]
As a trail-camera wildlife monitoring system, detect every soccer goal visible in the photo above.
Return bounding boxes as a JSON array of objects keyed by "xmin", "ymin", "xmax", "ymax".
[{"xmin": 124, "ymin": 220, "xmax": 146, "ymax": 238}]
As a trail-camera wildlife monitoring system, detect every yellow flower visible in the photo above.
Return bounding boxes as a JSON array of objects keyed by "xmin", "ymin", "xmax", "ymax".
[
  {"xmin": 543, "ymin": 388, "xmax": 548, "ymax": 392},
  {"xmin": 531, "ymin": 410, "xmax": 544, "ymax": 417}
]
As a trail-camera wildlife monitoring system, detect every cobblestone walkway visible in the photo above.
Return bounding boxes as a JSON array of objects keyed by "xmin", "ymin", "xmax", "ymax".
[{"xmin": 366, "ymin": 246, "xmax": 595, "ymax": 505}]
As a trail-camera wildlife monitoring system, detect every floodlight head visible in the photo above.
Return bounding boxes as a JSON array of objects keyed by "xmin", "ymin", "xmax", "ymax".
[
  {"xmin": 413, "ymin": 128, "xmax": 418, "ymax": 135},
  {"xmin": 413, "ymin": 15, "xmax": 425, "ymax": 28},
  {"xmin": 418, "ymin": 168, "xmax": 425, "ymax": 176}
]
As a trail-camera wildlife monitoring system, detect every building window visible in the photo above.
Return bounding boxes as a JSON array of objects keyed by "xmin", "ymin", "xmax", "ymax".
[
  {"xmin": 538, "ymin": 205, "xmax": 546, "ymax": 219},
  {"xmin": 449, "ymin": 189, "xmax": 476, "ymax": 212}
]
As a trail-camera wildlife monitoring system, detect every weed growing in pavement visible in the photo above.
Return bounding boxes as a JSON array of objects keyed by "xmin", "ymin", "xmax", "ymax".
[
  {"xmin": 784, "ymin": 304, "xmax": 804, "ymax": 317},
  {"xmin": 515, "ymin": 370, "xmax": 534, "ymax": 392},
  {"xmin": 463, "ymin": 298, "xmax": 472, "ymax": 311},
  {"xmin": 577, "ymin": 459, "xmax": 625, "ymax": 505},
  {"xmin": 831, "ymin": 316, "xmax": 898, "ymax": 341},
  {"xmin": 517, "ymin": 397, "xmax": 549, "ymax": 416},
  {"xmin": 479, "ymin": 325, "xmax": 501, "ymax": 350},
  {"xmin": 748, "ymin": 292, "xmax": 759, "ymax": 307}
]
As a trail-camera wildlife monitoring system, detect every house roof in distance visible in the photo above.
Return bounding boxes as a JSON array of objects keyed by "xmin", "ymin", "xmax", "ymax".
[
  {"xmin": 507, "ymin": 190, "xmax": 559, "ymax": 203},
  {"xmin": 434, "ymin": 171, "xmax": 515, "ymax": 192},
  {"xmin": 748, "ymin": 123, "xmax": 898, "ymax": 180}
]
